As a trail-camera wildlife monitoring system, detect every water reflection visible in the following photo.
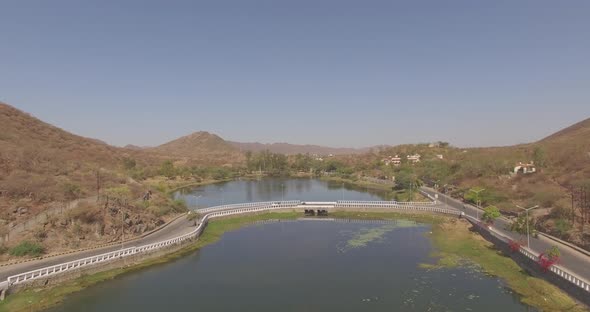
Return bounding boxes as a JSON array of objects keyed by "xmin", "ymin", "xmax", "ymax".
[{"xmin": 174, "ymin": 178, "xmax": 391, "ymax": 208}]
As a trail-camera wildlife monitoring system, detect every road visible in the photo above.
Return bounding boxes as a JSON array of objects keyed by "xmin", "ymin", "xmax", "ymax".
[
  {"xmin": 421, "ymin": 187, "xmax": 590, "ymax": 281},
  {"xmin": 0, "ymin": 215, "xmax": 195, "ymax": 281}
]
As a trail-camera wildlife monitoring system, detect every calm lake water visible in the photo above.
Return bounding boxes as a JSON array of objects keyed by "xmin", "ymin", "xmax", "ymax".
[
  {"xmin": 50, "ymin": 179, "xmax": 534, "ymax": 311},
  {"xmin": 173, "ymin": 178, "xmax": 392, "ymax": 208}
]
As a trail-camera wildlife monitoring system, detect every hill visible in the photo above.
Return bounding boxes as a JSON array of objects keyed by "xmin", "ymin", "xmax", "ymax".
[
  {"xmin": 230, "ymin": 141, "xmax": 370, "ymax": 155},
  {"xmin": 150, "ymin": 132, "xmax": 242, "ymax": 164},
  {"xmin": 348, "ymin": 117, "xmax": 590, "ymax": 249},
  {"xmin": 540, "ymin": 117, "xmax": 590, "ymax": 144},
  {"xmin": 0, "ymin": 102, "xmax": 135, "ymax": 202},
  {"xmin": 0, "ymin": 103, "xmax": 195, "ymax": 258}
]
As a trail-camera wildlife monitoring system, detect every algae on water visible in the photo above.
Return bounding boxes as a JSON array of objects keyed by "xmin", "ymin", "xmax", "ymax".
[{"xmin": 340, "ymin": 220, "xmax": 420, "ymax": 251}]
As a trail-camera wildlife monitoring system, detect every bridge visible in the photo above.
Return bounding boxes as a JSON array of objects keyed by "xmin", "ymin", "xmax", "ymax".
[{"xmin": 0, "ymin": 196, "xmax": 588, "ymax": 303}]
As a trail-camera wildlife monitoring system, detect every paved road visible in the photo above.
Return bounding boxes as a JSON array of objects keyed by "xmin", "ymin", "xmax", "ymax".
[
  {"xmin": 421, "ymin": 187, "xmax": 590, "ymax": 281},
  {"xmin": 0, "ymin": 215, "xmax": 195, "ymax": 281}
]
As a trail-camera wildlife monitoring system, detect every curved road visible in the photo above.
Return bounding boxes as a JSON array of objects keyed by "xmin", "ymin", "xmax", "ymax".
[
  {"xmin": 0, "ymin": 215, "xmax": 195, "ymax": 281},
  {"xmin": 421, "ymin": 187, "xmax": 590, "ymax": 281}
]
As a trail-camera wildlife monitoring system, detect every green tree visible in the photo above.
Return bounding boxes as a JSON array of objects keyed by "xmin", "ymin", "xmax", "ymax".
[
  {"xmin": 532, "ymin": 146, "xmax": 546, "ymax": 168},
  {"xmin": 122, "ymin": 157, "xmax": 137, "ymax": 170},
  {"xmin": 554, "ymin": 218, "xmax": 572, "ymax": 238},
  {"xmin": 547, "ymin": 246, "xmax": 560, "ymax": 261},
  {"xmin": 510, "ymin": 214, "xmax": 537, "ymax": 236},
  {"xmin": 159, "ymin": 160, "xmax": 176, "ymax": 178},
  {"xmin": 481, "ymin": 205, "xmax": 501, "ymax": 225}
]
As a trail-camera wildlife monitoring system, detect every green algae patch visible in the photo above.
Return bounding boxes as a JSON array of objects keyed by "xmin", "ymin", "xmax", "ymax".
[
  {"xmin": 344, "ymin": 220, "xmax": 420, "ymax": 249},
  {"xmin": 0, "ymin": 211, "xmax": 300, "ymax": 312}
]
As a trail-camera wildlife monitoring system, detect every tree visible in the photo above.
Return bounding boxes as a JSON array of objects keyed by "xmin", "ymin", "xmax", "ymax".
[
  {"xmin": 481, "ymin": 205, "xmax": 501, "ymax": 225},
  {"xmin": 159, "ymin": 160, "xmax": 176, "ymax": 179},
  {"xmin": 554, "ymin": 218, "xmax": 572, "ymax": 239},
  {"xmin": 510, "ymin": 214, "xmax": 537, "ymax": 237},
  {"xmin": 532, "ymin": 146, "xmax": 546, "ymax": 168},
  {"xmin": 538, "ymin": 246, "xmax": 560, "ymax": 272},
  {"xmin": 122, "ymin": 157, "xmax": 136, "ymax": 170}
]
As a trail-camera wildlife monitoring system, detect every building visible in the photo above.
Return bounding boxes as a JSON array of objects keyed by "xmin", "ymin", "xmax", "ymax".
[
  {"xmin": 513, "ymin": 161, "xmax": 536, "ymax": 174},
  {"xmin": 436, "ymin": 154, "xmax": 444, "ymax": 160},
  {"xmin": 382, "ymin": 155, "xmax": 402, "ymax": 166},
  {"xmin": 407, "ymin": 154, "xmax": 421, "ymax": 163}
]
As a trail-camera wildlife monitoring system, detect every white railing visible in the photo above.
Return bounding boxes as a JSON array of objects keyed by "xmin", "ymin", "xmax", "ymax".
[
  {"xmin": 197, "ymin": 201, "xmax": 301, "ymax": 214},
  {"xmin": 465, "ymin": 215, "xmax": 590, "ymax": 293},
  {"xmin": 335, "ymin": 201, "xmax": 459, "ymax": 215},
  {"xmin": 6, "ymin": 199, "xmax": 588, "ymax": 296}
]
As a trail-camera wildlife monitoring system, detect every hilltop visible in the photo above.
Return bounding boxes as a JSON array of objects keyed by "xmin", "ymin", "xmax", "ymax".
[{"xmin": 149, "ymin": 131, "xmax": 243, "ymax": 165}]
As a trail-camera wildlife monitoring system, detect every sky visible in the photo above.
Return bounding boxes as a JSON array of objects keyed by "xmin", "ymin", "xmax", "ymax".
[{"xmin": 1, "ymin": 1, "xmax": 589, "ymax": 148}]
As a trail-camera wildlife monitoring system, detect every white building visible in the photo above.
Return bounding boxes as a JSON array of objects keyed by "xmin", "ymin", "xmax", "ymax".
[
  {"xmin": 407, "ymin": 154, "xmax": 421, "ymax": 163},
  {"xmin": 382, "ymin": 155, "xmax": 402, "ymax": 166},
  {"xmin": 513, "ymin": 161, "xmax": 536, "ymax": 174}
]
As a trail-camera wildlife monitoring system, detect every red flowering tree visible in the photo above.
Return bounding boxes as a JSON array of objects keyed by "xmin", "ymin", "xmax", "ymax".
[
  {"xmin": 508, "ymin": 239, "xmax": 522, "ymax": 253},
  {"xmin": 538, "ymin": 246, "xmax": 561, "ymax": 272}
]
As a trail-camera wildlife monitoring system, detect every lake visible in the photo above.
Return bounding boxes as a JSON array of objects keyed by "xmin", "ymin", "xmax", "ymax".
[{"xmin": 49, "ymin": 179, "xmax": 534, "ymax": 311}]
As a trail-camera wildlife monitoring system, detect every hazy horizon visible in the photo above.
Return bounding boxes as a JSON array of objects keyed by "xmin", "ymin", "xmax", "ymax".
[{"xmin": 2, "ymin": 1, "xmax": 589, "ymax": 148}]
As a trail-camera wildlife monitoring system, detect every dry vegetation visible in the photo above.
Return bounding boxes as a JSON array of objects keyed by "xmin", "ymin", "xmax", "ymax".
[{"xmin": 0, "ymin": 103, "xmax": 240, "ymax": 260}]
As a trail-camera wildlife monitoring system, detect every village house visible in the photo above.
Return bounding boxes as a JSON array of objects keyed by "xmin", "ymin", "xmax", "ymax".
[
  {"xmin": 513, "ymin": 161, "xmax": 536, "ymax": 174},
  {"xmin": 381, "ymin": 155, "xmax": 402, "ymax": 166},
  {"xmin": 407, "ymin": 154, "xmax": 421, "ymax": 163}
]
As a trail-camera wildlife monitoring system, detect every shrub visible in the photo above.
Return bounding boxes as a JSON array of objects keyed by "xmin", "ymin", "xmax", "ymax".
[
  {"xmin": 62, "ymin": 182, "xmax": 82, "ymax": 200},
  {"xmin": 122, "ymin": 157, "xmax": 136, "ymax": 170},
  {"xmin": 171, "ymin": 199, "xmax": 188, "ymax": 212},
  {"xmin": 105, "ymin": 185, "xmax": 131, "ymax": 199},
  {"xmin": 9, "ymin": 241, "xmax": 44, "ymax": 257}
]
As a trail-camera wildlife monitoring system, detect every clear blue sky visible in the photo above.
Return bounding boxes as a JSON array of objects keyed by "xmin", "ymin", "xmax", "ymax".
[{"xmin": 1, "ymin": 1, "xmax": 589, "ymax": 148}]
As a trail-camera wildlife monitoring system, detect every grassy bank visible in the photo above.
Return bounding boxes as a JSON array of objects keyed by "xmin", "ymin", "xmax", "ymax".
[
  {"xmin": 425, "ymin": 219, "xmax": 587, "ymax": 311},
  {"xmin": 320, "ymin": 176, "xmax": 393, "ymax": 192},
  {"xmin": 0, "ymin": 211, "xmax": 300, "ymax": 312},
  {"xmin": 320, "ymin": 176, "xmax": 429, "ymax": 202},
  {"xmin": 149, "ymin": 177, "xmax": 233, "ymax": 195}
]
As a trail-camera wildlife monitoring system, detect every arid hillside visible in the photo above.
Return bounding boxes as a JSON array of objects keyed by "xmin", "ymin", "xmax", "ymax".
[
  {"xmin": 0, "ymin": 102, "xmax": 139, "ymax": 203},
  {"xmin": 0, "ymin": 103, "xmax": 187, "ymax": 259}
]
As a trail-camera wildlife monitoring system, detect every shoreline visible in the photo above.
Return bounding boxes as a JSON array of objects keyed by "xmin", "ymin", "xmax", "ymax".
[{"xmin": 2, "ymin": 211, "xmax": 586, "ymax": 312}]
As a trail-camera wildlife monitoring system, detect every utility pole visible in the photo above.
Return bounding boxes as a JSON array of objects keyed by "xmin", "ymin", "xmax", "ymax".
[
  {"xmin": 120, "ymin": 203, "xmax": 125, "ymax": 250},
  {"xmin": 96, "ymin": 170, "xmax": 101, "ymax": 202},
  {"xmin": 469, "ymin": 188, "xmax": 485, "ymax": 219},
  {"xmin": 516, "ymin": 205, "xmax": 539, "ymax": 249}
]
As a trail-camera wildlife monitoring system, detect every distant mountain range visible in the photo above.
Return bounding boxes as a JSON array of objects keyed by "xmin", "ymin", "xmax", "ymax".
[{"xmin": 228, "ymin": 141, "xmax": 373, "ymax": 155}]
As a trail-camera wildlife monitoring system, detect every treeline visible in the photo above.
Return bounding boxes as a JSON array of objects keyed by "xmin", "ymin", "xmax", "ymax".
[{"xmin": 122, "ymin": 158, "xmax": 239, "ymax": 182}]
